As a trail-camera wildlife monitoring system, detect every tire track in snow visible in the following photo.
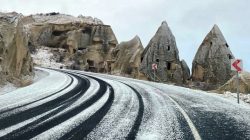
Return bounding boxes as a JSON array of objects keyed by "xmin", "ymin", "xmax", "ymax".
[
  {"xmin": 122, "ymin": 83, "xmax": 144, "ymax": 140},
  {"xmin": 58, "ymin": 74, "xmax": 114, "ymax": 140},
  {"xmin": 0, "ymin": 73, "xmax": 90, "ymax": 139},
  {"xmin": 73, "ymin": 71, "xmax": 145, "ymax": 140},
  {"xmin": 143, "ymin": 83, "xmax": 201, "ymax": 140},
  {"xmin": 85, "ymin": 79, "xmax": 138, "ymax": 139},
  {"xmin": 0, "ymin": 74, "xmax": 86, "ymax": 131},
  {"xmin": 81, "ymin": 71, "xmax": 199, "ymax": 139},
  {"xmin": 0, "ymin": 75, "xmax": 74, "ymax": 117}
]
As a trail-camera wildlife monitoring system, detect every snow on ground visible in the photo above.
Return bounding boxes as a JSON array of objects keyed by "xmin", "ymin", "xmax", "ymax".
[
  {"xmin": 0, "ymin": 67, "xmax": 73, "ymax": 107},
  {"xmin": 31, "ymin": 46, "xmax": 65, "ymax": 69},
  {"xmin": 0, "ymin": 83, "xmax": 17, "ymax": 95},
  {"xmin": 215, "ymin": 91, "xmax": 250, "ymax": 105},
  {"xmin": 0, "ymin": 68, "xmax": 49, "ymax": 95},
  {"xmin": 79, "ymin": 70, "xmax": 250, "ymax": 107}
]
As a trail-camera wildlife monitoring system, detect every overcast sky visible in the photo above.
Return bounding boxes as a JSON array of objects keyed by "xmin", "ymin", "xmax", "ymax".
[{"xmin": 1, "ymin": 0, "xmax": 250, "ymax": 72}]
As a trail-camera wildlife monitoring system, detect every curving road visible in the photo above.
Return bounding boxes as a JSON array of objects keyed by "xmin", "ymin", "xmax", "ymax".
[{"xmin": 0, "ymin": 68, "xmax": 250, "ymax": 140}]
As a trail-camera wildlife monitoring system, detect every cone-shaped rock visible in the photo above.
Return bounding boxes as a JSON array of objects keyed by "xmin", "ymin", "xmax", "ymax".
[
  {"xmin": 140, "ymin": 21, "xmax": 188, "ymax": 84},
  {"xmin": 111, "ymin": 36, "xmax": 144, "ymax": 78},
  {"xmin": 192, "ymin": 25, "xmax": 234, "ymax": 89}
]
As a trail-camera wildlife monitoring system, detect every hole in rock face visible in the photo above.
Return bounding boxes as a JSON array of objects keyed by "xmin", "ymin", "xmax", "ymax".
[
  {"xmin": 52, "ymin": 31, "xmax": 65, "ymax": 36},
  {"xmin": 166, "ymin": 62, "xmax": 171, "ymax": 70},
  {"xmin": 210, "ymin": 42, "xmax": 213, "ymax": 45},
  {"xmin": 82, "ymin": 27, "xmax": 92, "ymax": 34},
  {"xmin": 228, "ymin": 54, "xmax": 233, "ymax": 59},
  {"xmin": 87, "ymin": 59, "xmax": 95, "ymax": 67},
  {"xmin": 29, "ymin": 66, "xmax": 32, "ymax": 72},
  {"xmin": 225, "ymin": 43, "xmax": 229, "ymax": 48},
  {"xmin": 156, "ymin": 59, "xmax": 159, "ymax": 63},
  {"xmin": 167, "ymin": 45, "xmax": 170, "ymax": 51},
  {"xmin": 0, "ymin": 48, "xmax": 3, "ymax": 54}
]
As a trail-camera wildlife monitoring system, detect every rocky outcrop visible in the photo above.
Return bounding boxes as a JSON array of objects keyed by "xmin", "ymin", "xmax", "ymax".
[
  {"xmin": 111, "ymin": 36, "xmax": 144, "ymax": 78},
  {"xmin": 140, "ymin": 21, "xmax": 189, "ymax": 84},
  {"xmin": 181, "ymin": 60, "xmax": 191, "ymax": 83},
  {"xmin": 24, "ymin": 13, "xmax": 118, "ymax": 72},
  {"xmin": 0, "ymin": 12, "xmax": 33, "ymax": 86},
  {"xmin": 218, "ymin": 72, "xmax": 250, "ymax": 94},
  {"xmin": 192, "ymin": 25, "xmax": 234, "ymax": 90}
]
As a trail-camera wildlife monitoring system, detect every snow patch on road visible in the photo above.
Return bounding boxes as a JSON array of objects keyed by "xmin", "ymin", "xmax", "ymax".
[
  {"xmin": 0, "ymin": 83, "xmax": 17, "ymax": 95},
  {"xmin": 0, "ymin": 68, "xmax": 49, "ymax": 95},
  {"xmin": 32, "ymin": 86, "xmax": 111, "ymax": 140},
  {"xmin": 0, "ymin": 68, "xmax": 73, "ymax": 109},
  {"xmin": 219, "ymin": 92, "xmax": 250, "ymax": 104}
]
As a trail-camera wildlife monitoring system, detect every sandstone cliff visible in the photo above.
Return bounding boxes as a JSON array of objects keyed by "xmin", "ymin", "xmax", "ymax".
[
  {"xmin": 192, "ymin": 25, "xmax": 234, "ymax": 90},
  {"xmin": 111, "ymin": 36, "xmax": 144, "ymax": 78},
  {"xmin": 140, "ymin": 21, "xmax": 190, "ymax": 84},
  {"xmin": 24, "ymin": 13, "xmax": 118, "ymax": 73},
  {"xmin": 0, "ymin": 12, "xmax": 33, "ymax": 86}
]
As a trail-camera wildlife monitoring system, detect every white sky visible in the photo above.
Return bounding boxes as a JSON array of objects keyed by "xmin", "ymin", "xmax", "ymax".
[{"xmin": 1, "ymin": 0, "xmax": 250, "ymax": 71}]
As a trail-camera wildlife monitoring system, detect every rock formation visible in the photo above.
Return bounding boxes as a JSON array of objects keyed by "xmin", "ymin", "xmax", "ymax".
[
  {"xmin": 111, "ymin": 36, "xmax": 144, "ymax": 78},
  {"xmin": 23, "ymin": 13, "xmax": 118, "ymax": 72},
  {"xmin": 0, "ymin": 12, "xmax": 33, "ymax": 86},
  {"xmin": 192, "ymin": 25, "xmax": 235, "ymax": 90},
  {"xmin": 140, "ymin": 21, "xmax": 189, "ymax": 84},
  {"xmin": 217, "ymin": 72, "xmax": 250, "ymax": 94}
]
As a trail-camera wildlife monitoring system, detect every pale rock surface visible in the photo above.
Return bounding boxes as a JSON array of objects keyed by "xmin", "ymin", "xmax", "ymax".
[
  {"xmin": 0, "ymin": 12, "xmax": 33, "ymax": 86},
  {"xmin": 23, "ymin": 13, "xmax": 118, "ymax": 72},
  {"xmin": 111, "ymin": 36, "xmax": 144, "ymax": 78},
  {"xmin": 218, "ymin": 71, "xmax": 250, "ymax": 94}
]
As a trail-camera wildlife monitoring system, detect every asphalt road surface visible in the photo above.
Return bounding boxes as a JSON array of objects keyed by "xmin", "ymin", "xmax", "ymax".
[{"xmin": 0, "ymin": 68, "xmax": 250, "ymax": 140}]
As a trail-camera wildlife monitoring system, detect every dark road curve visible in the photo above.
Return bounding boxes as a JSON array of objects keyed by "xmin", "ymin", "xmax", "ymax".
[
  {"xmin": 70, "ymin": 71, "xmax": 146, "ymax": 140},
  {"xmin": 0, "ymin": 74, "xmax": 74, "ymax": 114},
  {"xmin": 0, "ymin": 73, "xmax": 90, "ymax": 140},
  {"xmin": 58, "ymin": 74, "xmax": 115, "ymax": 140},
  {"xmin": 1, "ymin": 68, "xmax": 250, "ymax": 140}
]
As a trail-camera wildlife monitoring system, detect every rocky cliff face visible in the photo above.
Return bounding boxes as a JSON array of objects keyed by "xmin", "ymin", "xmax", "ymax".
[
  {"xmin": 192, "ymin": 25, "xmax": 234, "ymax": 90},
  {"xmin": 140, "ymin": 21, "xmax": 189, "ymax": 84},
  {"xmin": 0, "ymin": 12, "xmax": 33, "ymax": 86},
  {"xmin": 24, "ymin": 13, "xmax": 118, "ymax": 72},
  {"xmin": 111, "ymin": 36, "xmax": 144, "ymax": 78}
]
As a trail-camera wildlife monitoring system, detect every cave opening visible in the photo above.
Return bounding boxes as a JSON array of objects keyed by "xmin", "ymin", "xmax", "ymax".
[
  {"xmin": 141, "ymin": 57, "xmax": 143, "ymax": 62},
  {"xmin": 167, "ymin": 45, "xmax": 170, "ymax": 51},
  {"xmin": 166, "ymin": 62, "xmax": 171, "ymax": 70},
  {"xmin": 228, "ymin": 54, "xmax": 233, "ymax": 59},
  {"xmin": 87, "ymin": 59, "xmax": 95, "ymax": 67},
  {"xmin": 225, "ymin": 43, "xmax": 229, "ymax": 48},
  {"xmin": 52, "ymin": 30, "xmax": 66, "ymax": 36},
  {"xmin": 82, "ymin": 27, "xmax": 92, "ymax": 34}
]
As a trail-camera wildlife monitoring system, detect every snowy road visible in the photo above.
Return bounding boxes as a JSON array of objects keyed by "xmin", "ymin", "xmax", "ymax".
[{"xmin": 0, "ymin": 68, "xmax": 250, "ymax": 140}]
